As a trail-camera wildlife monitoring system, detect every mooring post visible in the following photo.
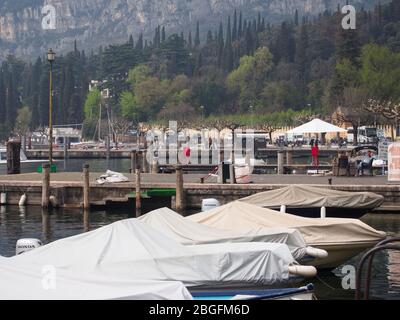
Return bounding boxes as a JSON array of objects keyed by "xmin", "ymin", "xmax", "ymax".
[
  {"xmin": 41, "ymin": 210, "xmax": 51, "ymax": 241},
  {"xmin": 151, "ymin": 158, "xmax": 159, "ymax": 174},
  {"xmin": 141, "ymin": 151, "xmax": 149, "ymax": 173},
  {"xmin": 135, "ymin": 169, "xmax": 142, "ymax": 217},
  {"xmin": 175, "ymin": 165, "xmax": 185, "ymax": 212},
  {"xmin": 63, "ymin": 137, "xmax": 68, "ymax": 160},
  {"xmin": 83, "ymin": 164, "xmax": 90, "ymax": 210},
  {"xmin": 83, "ymin": 209, "xmax": 90, "ymax": 232},
  {"xmin": 277, "ymin": 150, "xmax": 284, "ymax": 175},
  {"xmin": 63, "ymin": 137, "xmax": 69, "ymax": 171},
  {"xmin": 130, "ymin": 150, "xmax": 137, "ymax": 173},
  {"xmin": 6, "ymin": 140, "xmax": 21, "ymax": 175},
  {"xmin": 286, "ymin": 150, "xmax": 293, "ymax": 165},
  {"xmin": 41, "ymin": 163, "xmax": 50, "ymax": 208},
  {"xmin": 229, "ymin": 164, "xmax": 236, "ymax": 184},
  {"xmin": 106, "ymin": 135, "xmax": 111, "ymax": 164}
]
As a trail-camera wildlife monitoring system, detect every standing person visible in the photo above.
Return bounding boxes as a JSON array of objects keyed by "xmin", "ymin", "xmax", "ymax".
[
  {"xmin": 183, "ymin": 145, "xmax": 191, "ymax": 165},
  {"xmin": 312, "ymin": 139, "xmax": 319, "ymax": 166}
]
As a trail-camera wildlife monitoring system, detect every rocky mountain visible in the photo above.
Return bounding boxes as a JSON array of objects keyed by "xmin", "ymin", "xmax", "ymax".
[{"xmin": 0, "ymin": 0, "xmax": 385, "ymax": 60}]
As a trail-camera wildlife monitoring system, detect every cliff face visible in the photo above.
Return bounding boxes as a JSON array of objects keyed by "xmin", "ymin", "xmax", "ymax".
[{"xmin": 0, "ymin": 0, "xmax": 381, "ymax": 60}]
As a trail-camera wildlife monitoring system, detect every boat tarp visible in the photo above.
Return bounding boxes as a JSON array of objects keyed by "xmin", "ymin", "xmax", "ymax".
[
  {"xmin": 139, "ymin": 207, "xmax": 308, "ymax": 259},
  {"xmin": 7, "ymin": 219, "xmax": 295, "ymax": 288},
  {"xmin": 0, "ymin": 256, "xmax": 192, "ymax": 300},
  {"xmin": 239, "ymin": 185, "xmax": 384, "ymax": 209},
  {"xmin": 187, "ymin": 201, "xmax": 386, "ymax": 246}
]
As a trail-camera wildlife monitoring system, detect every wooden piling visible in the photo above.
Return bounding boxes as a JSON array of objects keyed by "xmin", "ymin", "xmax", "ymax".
[
  {"xmin": 41, "ymin": 210, "xmax": 51, "ymax": 241},
  {"xmin": 106, "ymin": 135, "xmax": 111, "ymax": 163},
  {"xmin": 6, "ymin": 141, "xmax": 21, "ymax": 175},
  {"xmin": 64, "ymin": 137, "xmax": 69, "ymax": 160},
  {"xmin": 130, "ymin": 151, "xmax": 137, "ymax": 173},
  {"xmin": 277, "ymin": 150, "xmax": 284, "ymax": 175},
  {"xmin": 175, "ymin": 165, "xmax": 185, "ymax": 212},
  {"xmin": 286, "ymin": 150, "xmax": 293, "ymax": 165},
  {"xmin": 151, "ymin": 159, "xmax": 159, "ymax": 174},
  {"xmin": 83, "ymin": 164, "xmax": 90, "ymax": 210},
  {"xmin": 141, "ymin": 151, "xmax": 149, "ymax": 173},
  {"xmin": 83, "ymin": 209, "xmax": 90, "ymax": 232},
  {"xmin": 229, "ymin": 164, "xmax": 236, "ymax": 184},
  {"xmin": 41, "ymin": 164, "xmax": 50, "ymax": 208},
  {"xmin": 135, "ymin": 169, "xmax": 141, "ymax": 217}
]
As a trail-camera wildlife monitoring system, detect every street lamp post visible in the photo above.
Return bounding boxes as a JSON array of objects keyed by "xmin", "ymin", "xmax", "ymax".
[
  {"xmin": 200, "ymin": 105, "xmax": 204, "ymax": 121},
  {"xmin": 249, "ymin": 105, "xmax": 254, "ymax": 128},
  {"xmin": 47, "ymin": 49, "xmax": 56, "ymax": 167}
]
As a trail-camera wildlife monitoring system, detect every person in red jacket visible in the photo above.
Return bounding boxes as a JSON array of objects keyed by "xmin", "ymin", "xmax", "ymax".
[{"xmin": 311, "ymin": 139, "xmax": 319, "ymax": 166}]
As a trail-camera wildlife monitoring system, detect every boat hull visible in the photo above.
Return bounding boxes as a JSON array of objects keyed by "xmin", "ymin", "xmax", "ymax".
[
  {"xmin": 270, "ymin": 207, "xmax": 371, "ymax": 219},
  {"xmin": 191, "ymin": 284, "xmax": 316, "ymax": 300}
]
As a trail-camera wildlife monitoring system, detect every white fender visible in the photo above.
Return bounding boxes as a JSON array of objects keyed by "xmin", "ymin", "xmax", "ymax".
[
  {"xmin": 280, "ymin": 205, "xmax": 286, "ymax": 213},
  {"xmin": 305, "ymin": 247, "xmax": 329, "ymax": 259},
  {"xmin": 0, "ymin": 192, "xmax": 6, "ymax": 205},
  {"xmin": 49, "ymin": 195, "xmax": 59, "ymax": 208},
  {"xmin": 288, "ymin": 265, "xmax": 317, "ymax": 278},
  {"xmin": 19, "ymin": 194, "xmax": 27, "ymax": 207},
  {"xmin": 320, "ymin": 206, "xmax": 326, "ymax": 218}
]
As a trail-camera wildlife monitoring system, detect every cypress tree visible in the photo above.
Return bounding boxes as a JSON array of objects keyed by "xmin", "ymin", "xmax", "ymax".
[
  {"xmin": 161, "ymin": 26, "xmax": 166, "ymax": 42},
  {"xmin": 188, "ymin": 31, "xmax": 193, "ymax": 49},
  {"xmin": 238, "ymin": 12, "xmax": 243, "ymax": 39},
  {"xmin": 136, "ymin": 33, "xmax": 144, "ymax": 51},
  {"xmin": 232, "ymin": 10, "xmax": 238, "ymax": 41},
  {"xmin": 207, "ymin": 30, "xmax": 213, "ymax": 44},
  {"xmin": 194, "ymin": 21, "xmax": 201, "ymax": 47},
  {"xmin": 224, "ymin": 16, "xmax": 233, "ymax": 71}
]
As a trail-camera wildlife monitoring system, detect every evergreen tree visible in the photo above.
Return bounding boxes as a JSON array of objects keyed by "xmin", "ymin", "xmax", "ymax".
[
  {"xmin": 232, "ymin": 10, "xmax": 238, "ymax": 42},
  {"xmin": 195, "ymin": 21, "xmax": 201, "ymax": 47}
]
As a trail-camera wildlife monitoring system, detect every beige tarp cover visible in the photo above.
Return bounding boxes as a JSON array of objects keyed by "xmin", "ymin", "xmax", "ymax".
[
  {"xmin": 139, "ymin": 207, "xmax": 308, "ymax": 259},
  {"xmin": 239, "ymin": 185, "xmax": 384, "ymax": 209},
  {"xmin": 8, "ymin": 218, "xmax": 296, "ymax": 288},
  {"xmin": 188, "ymin": 201, "xmax": 386, "ymax": 246}
]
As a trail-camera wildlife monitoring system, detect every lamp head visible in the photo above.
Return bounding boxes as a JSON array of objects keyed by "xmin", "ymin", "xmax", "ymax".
[{"xmin": 47, "ymin": 48, "xmax": 56, "ymax": 63}]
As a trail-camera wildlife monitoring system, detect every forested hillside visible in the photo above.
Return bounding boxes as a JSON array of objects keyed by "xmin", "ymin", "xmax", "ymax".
[{"xmin": 1, "ymin": 1, "xmax": 400, "ymax": 140}]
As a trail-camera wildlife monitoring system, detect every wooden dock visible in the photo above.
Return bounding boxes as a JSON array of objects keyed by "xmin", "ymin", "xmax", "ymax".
[{"xmin": 0, "ymin": 173, "xmax": 398, "ymax": 212}]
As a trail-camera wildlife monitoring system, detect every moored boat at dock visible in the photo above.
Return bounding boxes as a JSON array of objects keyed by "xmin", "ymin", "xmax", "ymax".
[
  {"xmin": 139, "ymin": 207, "xmax": 328, "ymax": 263},
  {"xmin": 188, "ymin": 201, "xmax": 387, "ymax": 269},
  {"xmin": 239, "ymin": 185, "xmax": 384, "ymax": 218},
  {"xmin": 6, "ymin": 218, "xmax": 316, "ymax": 290}
]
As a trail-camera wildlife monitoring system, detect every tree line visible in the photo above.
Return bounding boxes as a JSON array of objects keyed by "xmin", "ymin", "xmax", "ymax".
[{"xmin": 2, "ymin": 1, "xmax": 400, "ymax": 141}]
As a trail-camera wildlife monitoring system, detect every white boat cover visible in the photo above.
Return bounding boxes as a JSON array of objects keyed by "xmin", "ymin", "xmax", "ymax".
[
  {"xmin": 0, "ymin": 256, "xmax": 192, "ymax": 300},
  {"xmin": 239, "ymin": 185, "xmax": 384, "ymax": 209},
  {"xmin": 188, "ymin": 201, "xmax": 386, "ymax": 247},
  {"xmin": 8, "ymin": 218, "xmax": 296, "ymax": 288},
  {"xmin": 139, "ymin": 207, "xmax": 308, "ymax": 259},
  {"xmin": 96, "ymin": 170, "xmax": 129, "ymax": 184}
]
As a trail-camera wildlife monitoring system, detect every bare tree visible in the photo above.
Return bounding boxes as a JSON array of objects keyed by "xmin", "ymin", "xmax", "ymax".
[
  {"xmin": 335, "ymin": 87, "xmax": 371, "ymax": 145},
  {"xmin": 366, "ymin": 99, "xmax": 400, "ymax": 139}
]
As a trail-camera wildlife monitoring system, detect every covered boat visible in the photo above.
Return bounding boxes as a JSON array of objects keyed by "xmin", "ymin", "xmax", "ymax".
[
  {"xmin": 139, "ymin": 207, "xmax": 327, "ymax": 262},
  {"xmin": 8, "ymin": 218, "xmax": 315, "ymax": 289},
  {"xmin": 188, "ymin": 201, "xmax": 387, "ymax": 269},
  {"xmin": 239, "ymin": 185, "xmax": 384, "ymax": 218},
  {"xmin": 0, "ymin": 256, "xmax": 192, "ymax": 300}
]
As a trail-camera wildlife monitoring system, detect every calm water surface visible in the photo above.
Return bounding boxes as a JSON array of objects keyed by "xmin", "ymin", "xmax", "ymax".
[{"xmin": 0, "ymin": 205, "xmax": 399, "ymax": 300}]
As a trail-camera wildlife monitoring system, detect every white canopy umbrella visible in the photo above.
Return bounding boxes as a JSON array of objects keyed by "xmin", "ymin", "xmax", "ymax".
[{"xmin": 287, "ymin": 119, "xmax": 347, "ymax": 134}]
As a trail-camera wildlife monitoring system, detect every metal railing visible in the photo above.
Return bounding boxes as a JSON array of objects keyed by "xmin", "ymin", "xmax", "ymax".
[{"xmin": 355, "ymin": 237, "xmax": 400, "ymax": 300}]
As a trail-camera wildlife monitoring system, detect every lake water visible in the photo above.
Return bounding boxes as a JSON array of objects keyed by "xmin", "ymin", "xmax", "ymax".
[{"xmin": 0, "ymin": 205, "xmax": 399, "ymax": 300}]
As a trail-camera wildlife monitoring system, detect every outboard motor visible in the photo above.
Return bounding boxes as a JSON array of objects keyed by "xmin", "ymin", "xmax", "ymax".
[
  {"xmin": 16, "ymin": 238, "xmax": 42, "ymax": 255},
  {"xmin": 201, "ymin": 199, "xmax": 220, "ymax": 212}
]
